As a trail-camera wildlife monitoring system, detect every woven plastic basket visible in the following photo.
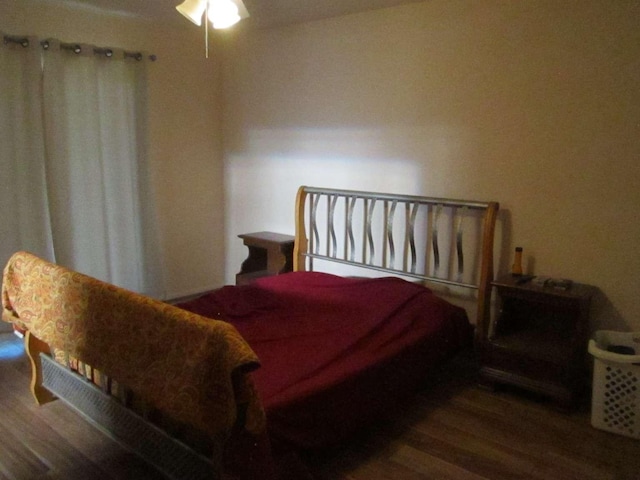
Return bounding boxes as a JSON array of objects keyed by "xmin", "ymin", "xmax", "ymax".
[{"xmin": 588, "ymin": 330, "xmax": 640, "ymax": 439}]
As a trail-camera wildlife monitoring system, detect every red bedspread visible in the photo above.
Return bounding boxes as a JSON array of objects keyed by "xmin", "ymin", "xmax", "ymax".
[{"xmin": 178, "ymin": 271, "xmax": 471, "ymax": 448}]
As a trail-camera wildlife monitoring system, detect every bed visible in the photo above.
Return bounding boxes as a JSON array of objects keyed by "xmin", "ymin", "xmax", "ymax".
[{"xmin": 2, "ymin": 186, "xmax": 499, "ymax": 479}]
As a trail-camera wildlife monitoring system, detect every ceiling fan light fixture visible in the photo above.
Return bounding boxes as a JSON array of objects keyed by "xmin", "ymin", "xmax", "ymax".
[
  {"xmin": 176, "ymin": 0, "xmax": 208, "ymax": 26},
  {"xmin": 176, "ymin": 0, "xmax": 249, "ymax": 57},
  {"xmin": 176, "ymin": 0, "xmax": 249, "ymax": 28},
  {"xmin": 209, "ymin": 0, "xmax": 240, "ymax": 29}
]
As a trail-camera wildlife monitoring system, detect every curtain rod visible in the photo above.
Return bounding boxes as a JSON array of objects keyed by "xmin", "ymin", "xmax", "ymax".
[{"xmin": 3, "ymin": 35, "xmax": 157, "ymax": 61}]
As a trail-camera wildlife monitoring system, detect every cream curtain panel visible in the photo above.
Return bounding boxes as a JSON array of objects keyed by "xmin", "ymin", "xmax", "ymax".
[
  {"xmin": 0, "ymin": 36, "xmax": 55, "ymax": 267},
  {"xmin": 0, "ymin": 35, "xmax": 165, "ymax": 298}
]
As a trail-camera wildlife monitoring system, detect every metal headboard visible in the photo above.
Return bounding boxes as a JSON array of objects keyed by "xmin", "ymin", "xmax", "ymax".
[{"xmin": 294, "ymin": 186, "xmax": 499, "ymax": 334}]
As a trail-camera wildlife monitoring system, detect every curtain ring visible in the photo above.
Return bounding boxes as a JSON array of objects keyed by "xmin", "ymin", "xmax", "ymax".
[
  {"xmin": 93, "ymin": 48, "xmax": 114, "ymax": 58},
  {"xmin": 3, "ymin": 35, "xmax": 29, "ymax": 48}
]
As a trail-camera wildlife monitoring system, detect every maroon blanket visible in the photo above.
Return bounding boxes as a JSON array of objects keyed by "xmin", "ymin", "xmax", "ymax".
[{"xmin": 178, "ymin": 271, "xmax": 471, "ymax": 448}]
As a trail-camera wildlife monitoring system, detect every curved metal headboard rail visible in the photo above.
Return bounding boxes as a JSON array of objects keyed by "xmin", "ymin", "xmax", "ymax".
[{"xmin": 294, "ymin": 186, "xmax": 499, "ymax": 333}]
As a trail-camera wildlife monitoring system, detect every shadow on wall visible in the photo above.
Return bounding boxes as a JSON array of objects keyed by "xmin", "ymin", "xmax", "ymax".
[
  {"xmin": 495, "ymin": 208, "xmax": 512, "ymax": 278},
  {"xmin": 590, "ymin": 290, "xmax": 630, "ymax": 334}
]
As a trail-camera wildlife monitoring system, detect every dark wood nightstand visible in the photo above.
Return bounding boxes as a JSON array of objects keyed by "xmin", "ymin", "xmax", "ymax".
[
  {"xmin": 236, "ymin": 231, "xmax": 295, "ymax": 285},
  {"xmin": 477, "ymin": 275, "xmax": 597, "ymax": 408}
]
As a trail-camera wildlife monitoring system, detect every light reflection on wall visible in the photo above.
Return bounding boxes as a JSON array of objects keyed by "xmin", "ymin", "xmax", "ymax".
[{"xmin": 224, "ymin": 126, "xmax": 435, "ymax": 284}]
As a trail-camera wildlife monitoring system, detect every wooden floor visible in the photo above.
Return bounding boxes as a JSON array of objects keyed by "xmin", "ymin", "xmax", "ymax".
[{"xmin": 1, "ymin": 330, "xmax": 638, "ymax": 480}]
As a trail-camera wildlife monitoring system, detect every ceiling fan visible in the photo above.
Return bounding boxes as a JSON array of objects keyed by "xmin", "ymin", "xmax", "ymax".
[{"xmin": 175, "ymin": 0, "xmax": 249, "ymax": 29}]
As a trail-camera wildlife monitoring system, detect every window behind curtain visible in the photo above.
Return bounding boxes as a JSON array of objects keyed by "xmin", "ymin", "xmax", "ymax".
[{"xmin": 0, "ymin": 36, "xmax": 165, "ymax": 298}]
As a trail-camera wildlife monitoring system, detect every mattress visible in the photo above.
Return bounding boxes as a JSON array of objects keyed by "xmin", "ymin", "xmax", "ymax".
[{"xmin": 177, "ymin": 271, "xmax": 472, "ymax": 449}]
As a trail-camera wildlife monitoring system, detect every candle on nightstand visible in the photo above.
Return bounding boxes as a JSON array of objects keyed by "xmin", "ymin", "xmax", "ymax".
[{"xmin": 512, "ymin": 247, "xmax": 523, "ymax": 276}]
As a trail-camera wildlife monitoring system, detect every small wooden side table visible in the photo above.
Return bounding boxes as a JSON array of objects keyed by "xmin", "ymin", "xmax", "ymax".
[
  {"xmin": 236, "ymin": 231, "xmax": 295, "ymax": 285},
  {"xmin": 478, "ymin": 275, "xmax": 597, "ymax": 408}
]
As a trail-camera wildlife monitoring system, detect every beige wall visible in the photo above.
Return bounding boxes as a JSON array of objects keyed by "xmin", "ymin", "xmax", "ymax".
[
  {"xmin": 2, "ymin": 0, "xmax": 639, "ymax": 332},
  {"xmin": 1, "ymin": 0, "xmax": 226, "ymax": 299},
  {"xmin": 222, "ymin": 0, "xmax": 640, "ymax": 332}
]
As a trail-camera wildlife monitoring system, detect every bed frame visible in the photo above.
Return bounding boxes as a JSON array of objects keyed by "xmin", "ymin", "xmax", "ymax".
[
  {"xmin": 18, "ymin": 186, "xmax": 499, "ymax": 479},
  {"xmin": 294, "ymin": 186, "xmax": 499, "ymax": 333}
]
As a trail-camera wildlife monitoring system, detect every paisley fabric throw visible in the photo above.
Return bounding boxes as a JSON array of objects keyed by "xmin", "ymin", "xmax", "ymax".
[{"xmin": 1, "ymin": 251, "xmax": 265, "ymax": 443}]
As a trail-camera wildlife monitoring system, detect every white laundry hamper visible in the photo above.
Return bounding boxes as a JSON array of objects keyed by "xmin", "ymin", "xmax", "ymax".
[{"xmin": 588, "ymin": 330, "xmax": 640, "ymax": 439}]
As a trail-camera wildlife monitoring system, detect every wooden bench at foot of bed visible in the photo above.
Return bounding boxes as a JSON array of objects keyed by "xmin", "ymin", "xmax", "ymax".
[{"xmin": 2, "ymin": 251, "xmax": 272, "ymax": 480}]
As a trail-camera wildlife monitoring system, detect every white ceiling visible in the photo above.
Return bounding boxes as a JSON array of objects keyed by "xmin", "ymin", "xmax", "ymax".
[{"xmin": 52, "ymin": 0, "xmax": 424, "ymax": 28}]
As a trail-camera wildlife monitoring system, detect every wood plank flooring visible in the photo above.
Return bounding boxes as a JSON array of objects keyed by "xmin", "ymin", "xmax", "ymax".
[
  {"xmin": 1, "ymin": 331, "xmax": 638, "ymax": 479},
  {"xmin": 302, "ymin": 354, "xmax": 640, "ymax": 480}
]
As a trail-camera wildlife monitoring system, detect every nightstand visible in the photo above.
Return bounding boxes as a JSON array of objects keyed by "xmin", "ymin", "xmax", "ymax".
[
  {"xmin": 477, "ymin": 275, "xmax": 597, "ymax": 408},
  {"xmin": 236, "ymin": 231, "xmax": 295, "ymax": 285}
]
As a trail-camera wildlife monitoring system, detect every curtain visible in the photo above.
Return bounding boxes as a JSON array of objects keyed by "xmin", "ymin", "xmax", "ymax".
[
  {"xmin": 1, "ymin": 36, "xmax": 165, "ymax": 298},
  {"xmin": 0, "ymin": 35, "xmax": 55, "ymax": 269}
]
